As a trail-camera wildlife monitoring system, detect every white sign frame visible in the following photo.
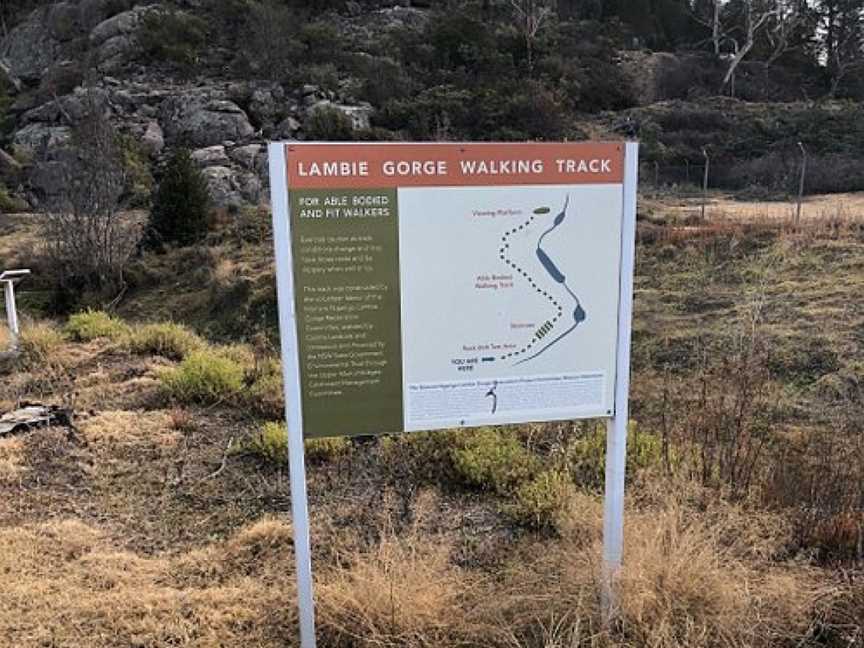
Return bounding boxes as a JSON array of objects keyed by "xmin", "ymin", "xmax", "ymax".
[{"xmin": 268, "ymin": 141, "xmax": 639, "ymax": 647}]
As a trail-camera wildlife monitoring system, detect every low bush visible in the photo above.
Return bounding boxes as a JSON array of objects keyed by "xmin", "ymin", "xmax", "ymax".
[
  {"xmin": 246, "ymin": 421, "xmax": 288, "ymax": 465},
  {"xmin": 0, "ymin": 185, "xmax": 27, "ymax": 213},
  {"xmin": 236, "ymin": 1, "xmax": 304, "ymax": 78},
  {"xmin": 305, "ymin": 435, "xmax": 351, "ymax": 463},
  {"xmin": 304, "ymin": 105, "xmax": 354, "ymax": 141},
  {"xmin": 566, "ymin": 422, "xmax": 667, "ymax": 488},
  {"xmin": 505, "ymin": 469, "xmax": 575, "ymax": 531},
  {"xmin": 117, "ymin": 134, "xmax": 154, "ymax": 207},
  {"xmin": 244, "ymin": 422, "xmax": 351, "ymax": 466},
  {"xmin": 159, "ymin": 348, "xmax": 245, "ymax": 404},
  {"xmin": 17, "ymin": 322, "xmax": 65, "ymax": 368},
  {"xmin": 139, "ymin": 9, "xmax": 208, "ymax": 67},
  {"xmin": 127, "ymin": 322, "xmax": 204, "ymax": 360},
  {"xmin": 450, "ymin": 427, "xmax": 540, "ymax": 495},
  {"xmin": 245, "ymin": 357, "xmax": 284, "ymax": 418},
  {"xmin": 65, "ymin": 310, "xmax": 129, "ymax": 342}
]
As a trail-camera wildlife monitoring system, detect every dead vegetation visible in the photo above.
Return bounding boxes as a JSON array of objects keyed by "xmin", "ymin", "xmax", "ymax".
[{"xmin": 1, "ymin": 202, "xmax": 864, "ymax": 646}]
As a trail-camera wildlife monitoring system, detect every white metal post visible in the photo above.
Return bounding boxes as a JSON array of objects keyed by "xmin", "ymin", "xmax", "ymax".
[
  {"xmin": 601, "ymin": 141, "xmax": 639, "ymax": 622},
  {"xmin": 3, "ymin": 280, "xmax": 19, "ymax": 350},
  {"xmin": 268, "ymin": 143, "xmax": 318, "ymax": 648}
]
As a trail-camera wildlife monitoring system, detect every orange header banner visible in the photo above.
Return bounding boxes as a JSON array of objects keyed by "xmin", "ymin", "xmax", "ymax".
[{"xmin": 285, "ymin": 142, "xmax": 625, "ymax": 189}]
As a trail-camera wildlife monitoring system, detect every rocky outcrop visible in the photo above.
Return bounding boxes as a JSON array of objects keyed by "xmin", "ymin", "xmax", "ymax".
[
  {"xmin": 140, "ymin": 121, "xmax": 164, "ymax": 157},
  {"xmin": 0, "ymin": 7, "xmax": 63, "ymax": 83},
  {"xmin": 307, "ymin": 100, "xmax": 374, "ymax": 130},
  {"xmin": 192, "ymin": 145, "xmax": 230, "ymax": 167},
  {"xmin": 0, "ymin": 60, "xmax": 22, "ymax": 94},
  {"xmin": 0, "ymin": 1, "xmax": 157, "ymax": 85},
  {"xmin": 89, "ymin": 5, "xmax": 161, "ymax": 72},
  {"xmin": 0, "ymin": 150, "xmax": 22, "ymax": 184},
  {"xmin": 0, "ymin": 1, "xmax": 397, "ymax": 209},
  {"xmin": 12, "ymin": 123, "xmax": 73, "ymax": 157},
  {"xmin": 203, "ymin": 166, "xmax": 262, "ymax": 209},
  {"xmin": 159, "ymin": 95, "xmax": 255, "ymax": 148}
]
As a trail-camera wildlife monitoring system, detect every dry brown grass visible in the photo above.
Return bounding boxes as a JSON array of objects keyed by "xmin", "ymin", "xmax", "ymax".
[
  {"xmin": 0, "ymin": 438, "xmax": 841, "ymax": 648},
  {"xmin": 658, "ymin": 191, "xmax": 864, "ymax": 222},
  {"xmin": 0, "ymin": 518, "xmax": 299, "ymax": 647},
  {"xmin": 318, "ymin": 532, "xmax": 488, "ymax": 647},
  {"xmin": 2, "ymin": 208, "xmax": 863, "ymax": 647}
]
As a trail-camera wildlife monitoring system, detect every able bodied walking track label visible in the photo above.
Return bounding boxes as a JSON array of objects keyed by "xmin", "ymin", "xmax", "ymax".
[{"xmin": 283, "ymin": 142, "xmax": 627, "ymax": 438}]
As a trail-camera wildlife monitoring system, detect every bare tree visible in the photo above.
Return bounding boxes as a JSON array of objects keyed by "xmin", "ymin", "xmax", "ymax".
[
  {"xmin": 42, "ymin": 87, "xmax": 140, "ymax": 304},
  {"xmin": 713, "ymin": 0, "xmax": 722, "ymax": 54},
  {"xmin": 819, "ymin": 0, "xmax": 864, "ymax": 97},
  {"xmin": 510, "ymin": 0, "xmax": 554, "ymax": 73},
  {"xmin": 722, "ymin": 1, "xmax": 770, "ymax": 91},
  {"xmin": 692, "ymin": 1, "xmax": 803, "ymax": 94}
]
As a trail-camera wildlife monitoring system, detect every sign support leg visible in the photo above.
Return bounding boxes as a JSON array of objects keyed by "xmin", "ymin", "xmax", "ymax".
[
  {"xmin": 268, "ymin": 143, "xmax": 318, "ymax": 648},
  {"xmin": 601, "ymin": 141, "xmax": 639, "ymax": 625},
  {"xmin": 4, "ymin": 281, "xmax": 19, "ymax": 350}
]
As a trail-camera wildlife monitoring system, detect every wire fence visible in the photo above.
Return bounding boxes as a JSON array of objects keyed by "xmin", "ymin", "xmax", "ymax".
[{"xmin": 637, "ymin": 157, "xmax": 864, "ymax": 225}]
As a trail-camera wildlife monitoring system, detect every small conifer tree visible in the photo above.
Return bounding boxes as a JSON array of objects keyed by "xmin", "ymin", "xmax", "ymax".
[{"xmin": 148, "ymin": 148, "xmax": 212, "ymax": 246}]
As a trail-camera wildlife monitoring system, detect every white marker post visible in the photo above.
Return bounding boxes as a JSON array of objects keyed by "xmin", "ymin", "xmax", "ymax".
[
  {"xmin": 268, "ymin": 144, "xmax": 318, "ymax": 648},
  {"xmin": 1, "ymin": 269, "xmax": 31, "ymax": 352},
  {"xmin": 601, "ymin": 141, "xmax": 639, "ymax": 621}
]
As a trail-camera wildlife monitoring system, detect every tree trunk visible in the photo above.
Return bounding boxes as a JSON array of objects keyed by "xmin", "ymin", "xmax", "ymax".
[{"xmin": 713, "ymin": 0, "xmax": 721, "ymax": 55}]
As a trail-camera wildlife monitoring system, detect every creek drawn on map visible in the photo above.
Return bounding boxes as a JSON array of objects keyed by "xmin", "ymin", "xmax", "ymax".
[{"xmin": 497, "ymin": 194, "xmax": 587, "ymax": 367}]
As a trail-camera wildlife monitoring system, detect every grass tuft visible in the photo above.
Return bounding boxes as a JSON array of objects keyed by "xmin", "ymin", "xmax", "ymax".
[
  {"xmin": 245, "ymin": 421, "xmax": 288, "ymax": 465},
  {"xmin": 159, "ymin": 348, "xmax": 245, "ymax": 403},
  {"xmin": 127, "ymin": 322, "xmax": 204, "ymax": 360},
  {"xmin": 305, "ymin": 435, "xmax": 350, "ymax": 463},
  {"xmin": 16, "ymin": 322, "xmax": 65, "ymax": 367},
  {"xmin": 244, "ymin": 422, "xmax": 351, "ymax": 466},
  {"xmin": 65, "ymin": 310, "xmax": 129, "ymax": 342}
]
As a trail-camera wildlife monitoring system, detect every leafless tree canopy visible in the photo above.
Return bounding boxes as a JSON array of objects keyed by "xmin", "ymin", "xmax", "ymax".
[{"xmin": 42, "ymin": 88, "xmax": 140, "ymax": 302}]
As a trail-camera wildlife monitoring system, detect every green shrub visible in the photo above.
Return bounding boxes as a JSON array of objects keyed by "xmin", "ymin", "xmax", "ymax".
[
  {"xmin": 0, "ymin": 185, "xmax": 27, "ymax": 213},
  {"xmin": 139, "ymin": 9, "xmax": 208, "ymax": 67},
  {"xmin": 566, "ymin": 422, "xmax": 667, "ymax": 488},
  {"xmin": 305, "ymin": 435, "xmax": 350, "ymax": 463},
  {"xmin": 17, "ymin": 322, "xmax": 65, "ymax": 368},
  {"xmin": 506, "ymin": 469, "xmax": 575, "ymax": 531},
  {"xmin": 148, "ymin": 148, "xmax": 212, "ymax": 246},
  {"xmin": 236, "ymin": 1, "xmax": 304, "ymax": 78},
  {"xmin": 378, "ymin": 429, "xmax": 464, "ymax": 483},
  {"xmin": 127, "ymin": 322, "xmax": 204, "ymax": 360},
  {"xmin": 246, "ymin": 421, "xmax": 288, "ymax": 465},
  {"xmin": 450, "ymin": 427, "xmax": 540, "ymax": 495},
  {"xmin": 246, "ymin": 357, "xmax": 284, "ymax": 417},
  {"xmin": 160, "ymin": 348, "xmax": 245, "ymax": 403},
  {"xmin": 243, "ymin": 423, "xmax": 350, "ymax": 466},
  {"xmin": 297, "ymin": 63, "xmax": 340, "ymax": 90},
  {"xmin": 117, "ymin": 134, "xmax": 154, "ymax": 207},
  {"xmin": 304, "ymin": 105, "xmax": 354, "ymax": 141},
  {"xmin": 65, "ymin": 310, "xmax": 129, "ymax": 342}
]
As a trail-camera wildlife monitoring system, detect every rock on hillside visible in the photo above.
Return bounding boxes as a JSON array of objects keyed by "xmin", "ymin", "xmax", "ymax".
[{"xmin": 0, "ymin": 1, "xmax": 380, "ymax": 209}]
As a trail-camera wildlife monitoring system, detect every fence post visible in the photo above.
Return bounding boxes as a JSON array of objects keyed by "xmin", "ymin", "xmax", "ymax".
[
  {"xmin": 1, "ymin": 269, "xmax": 30, "ymax": 352},
  {"xmin": 701, "ymin": 148, "xmax": 710, "ymax": 221},
  {"xmin": 796, "ymin": 142, "xmax": 807, "ymax": 225}
]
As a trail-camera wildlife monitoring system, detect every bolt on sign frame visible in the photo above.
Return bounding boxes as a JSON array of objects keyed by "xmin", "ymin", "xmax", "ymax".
[{"xmin": 268, "ymin": 141, "xmax": 639, "ymax": 647}]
